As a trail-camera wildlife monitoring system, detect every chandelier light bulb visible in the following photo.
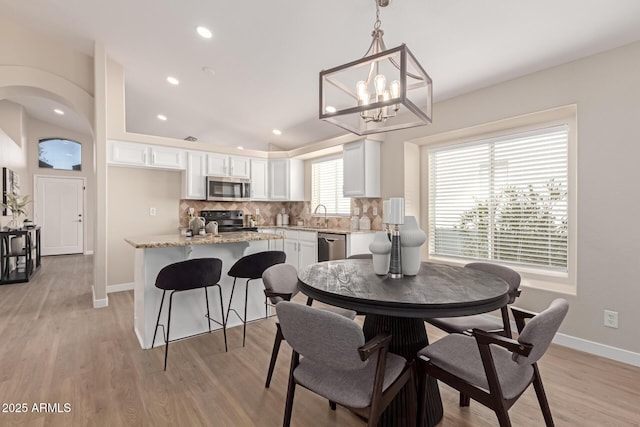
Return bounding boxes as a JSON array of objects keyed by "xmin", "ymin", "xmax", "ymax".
[
  {"xmin": 356, "ymin": 81, "xmax": 369, "ymax": 102},
  {"xmin": 374, "ymin": 74, "xmax": 386, "ymax": 97},
  {"xmin": 390, "ymin": 80, "xmax": 400, "ymax": 98}
]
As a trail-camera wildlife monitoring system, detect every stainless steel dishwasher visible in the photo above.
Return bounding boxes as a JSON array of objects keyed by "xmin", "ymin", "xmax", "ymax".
[{"xmin": 317, "ymin": 232, "xmax": 347, "ymax": 262}]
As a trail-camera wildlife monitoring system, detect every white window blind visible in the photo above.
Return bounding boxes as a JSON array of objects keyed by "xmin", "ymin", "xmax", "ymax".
[
  {"xmin": 428, "ymin": 125, "xmax": 568, "ymax": 272},
  {"xmin": 311, "ymin": 156, "xmax": 351, "ymax": 215}
]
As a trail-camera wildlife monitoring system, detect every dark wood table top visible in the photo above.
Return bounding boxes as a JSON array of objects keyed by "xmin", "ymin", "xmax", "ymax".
[{"xmin": 298, "ymin": 259, "xmax": 510, "ymax": 318}]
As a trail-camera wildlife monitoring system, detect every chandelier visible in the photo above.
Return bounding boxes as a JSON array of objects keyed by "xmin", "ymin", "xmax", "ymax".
[{"xmin": 319, "ymin": 0, "xmax": 432, "ymax": 135}]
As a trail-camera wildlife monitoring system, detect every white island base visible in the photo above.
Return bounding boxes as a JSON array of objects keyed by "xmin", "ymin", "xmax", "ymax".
[{"xmin": 128, "ymin": 233, "xmax": 281, "ymax": 349}]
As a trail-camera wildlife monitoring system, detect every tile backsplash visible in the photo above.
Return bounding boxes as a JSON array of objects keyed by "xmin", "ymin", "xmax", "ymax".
[{"xmin": 178, "ymin": 198, "xmax": 384, "ymax": 230}]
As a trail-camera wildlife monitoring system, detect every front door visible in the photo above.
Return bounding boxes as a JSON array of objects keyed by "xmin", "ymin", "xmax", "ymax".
[{"xmin": 34, "ymin": 176, "xmax": 84, "ymax": 255}]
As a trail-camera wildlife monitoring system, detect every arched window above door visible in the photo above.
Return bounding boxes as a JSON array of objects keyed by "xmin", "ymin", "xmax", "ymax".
[{"xmin": 38, "ymin": 138, "xmax": 82, "ymax": 171}]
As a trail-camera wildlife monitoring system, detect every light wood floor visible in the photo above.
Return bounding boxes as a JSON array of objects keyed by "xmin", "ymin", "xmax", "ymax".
[{"xmin": 0, "ymin": 254, "xmax": 639, "ymax": 426}]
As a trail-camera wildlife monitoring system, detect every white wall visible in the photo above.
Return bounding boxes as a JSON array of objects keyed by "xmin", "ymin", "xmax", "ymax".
[
  {"xmin": 380, "ymin": 41, "xmax": 640, "ymax": 354},
  {"xmin": 106, "ymin": 167, "xmax": 182, "ymax": 286}
]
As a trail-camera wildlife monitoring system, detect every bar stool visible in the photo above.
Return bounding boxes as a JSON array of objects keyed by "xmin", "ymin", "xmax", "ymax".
[
  {"xmin": 152, "ymin": 258, "xmax": 227, "ymax": 370},
  {"xmin": 226, "ymin": 250, "xmax": 286, "ymax": 347}
]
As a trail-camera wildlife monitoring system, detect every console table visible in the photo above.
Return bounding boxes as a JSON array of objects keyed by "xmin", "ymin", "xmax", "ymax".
[{"xmin": 0, "ymin": 226, "xmax": 41, "ymax": 284}]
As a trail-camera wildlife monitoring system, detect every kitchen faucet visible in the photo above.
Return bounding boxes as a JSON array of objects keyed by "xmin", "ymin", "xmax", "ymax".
[{"xmin": 313, "ymin": 204, "xmax": 327, "ymax": 228}]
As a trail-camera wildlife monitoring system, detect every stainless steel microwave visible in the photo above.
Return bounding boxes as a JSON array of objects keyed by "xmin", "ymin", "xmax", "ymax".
[{"xmin": 206, "ymin": 176, "xmax": 251, "ymax": 201}]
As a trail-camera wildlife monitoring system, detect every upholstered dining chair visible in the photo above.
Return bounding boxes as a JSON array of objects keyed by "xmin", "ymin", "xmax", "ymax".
[
  {"xmin": 262, "ymin": 263, "xmax": 356, "ymax": 388},
  {"xmin": 276, "ymin": 301, "xmax": 416, "ymax": 427},
  {"xmin": 426, "ymin": 262, "xmax": 522, "ymax": 338},
  {"xmin": 418, "ymin": 298, "xmax": 569, "ymax": 427}
]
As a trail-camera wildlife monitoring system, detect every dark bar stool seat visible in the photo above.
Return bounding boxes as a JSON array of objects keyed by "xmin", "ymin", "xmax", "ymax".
[
  {"xmin": 152, "ymin": 258, "xmax": 227, "ymax": 370},
  {"xmin": 226, "ymin": 250, "xmax": 286, "ymax": 347}
]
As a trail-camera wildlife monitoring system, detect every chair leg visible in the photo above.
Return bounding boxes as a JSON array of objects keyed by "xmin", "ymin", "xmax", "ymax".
[
  {"xmin": 152, "ymin": 290, "xmax": 166, "ymax": 349},
  {"xmin": 265, "ymin": 323, "xmax": 284, "ymax": 388},
  {"xmin": 204, "ymin": 287, "xmax": 212, "ymax": 333},
  {"xmin": 217, "ymin": 285, "xmax": 228, "ymax": 352},
  {"xmin": 459, "ymin": 392, "xmax": 470, "ymax": 407},
  {"xmin": 243, "ymin": 279, "xmax": 250, "ymax": 347},
  {"xmin": 329, "ymin": 401, "xmax": 336, "ymax": 410},
  {"xmin": 494, "ymin": 406, "xmax": 512, "ymax": 427},
  {"xmin": 225, "ymin": 278, "xmax": 237, "ymax": 325},
  {"xmin": 283, "ymin": 353, "xmax": 299, "ymax": 427},
  {"xmin": 532, "ymin": 365, "xmax": 555, "ymax": 426},
  {"xmin": 163, "ymin": 291, "xmax": 176, "ymax": 371}
]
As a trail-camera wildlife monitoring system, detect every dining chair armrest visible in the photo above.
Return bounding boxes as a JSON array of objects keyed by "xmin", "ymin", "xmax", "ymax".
[
  {"xmin": 358, "ymin": 332, "xmax": 392, "ymax": 361},
  {"xmin": 263, "ymin": 290, "xmax": 292, "ymax": 302},
  {"xmin": 510, "ymin": 305, "xmax": 538, "ymax": 334},
  {"xmin": 472, "ymin": 328, "xmax": 532, "ymax": 357}
]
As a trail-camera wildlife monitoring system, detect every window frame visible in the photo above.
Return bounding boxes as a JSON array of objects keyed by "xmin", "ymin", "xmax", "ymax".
[
  {"xmin": 310, "ymin": 154, "xmax": 351, "ymax": 217},
  {"xmin": 417, "ymin": 105, "xmax": 577, "ymax": 293},
  {"xmin": 38, "ymin": 137, "xmax": 83, "ymax": 171}
]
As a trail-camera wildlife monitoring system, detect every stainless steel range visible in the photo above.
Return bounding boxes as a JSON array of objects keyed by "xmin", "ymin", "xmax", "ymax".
[{"xmin": 200, "ymin": 210, "xmax": 257, "ymax": 232}]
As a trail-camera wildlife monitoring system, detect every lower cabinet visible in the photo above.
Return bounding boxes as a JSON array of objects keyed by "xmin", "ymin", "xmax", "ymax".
[
  {"xmin": 258, "ymin": 228, "xmax": 285, "ymax": 251},
  {"xmin": 347, "ymin": 232, "xmax": 376, "ymax": 257},
  {"xmin": 283, "ymin": 230, "xmax": 317, "ymax": 270}
]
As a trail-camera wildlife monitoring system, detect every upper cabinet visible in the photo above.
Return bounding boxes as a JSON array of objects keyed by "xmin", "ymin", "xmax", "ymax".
[
  {"xmin": 269, "ymin": 159, "xmax": 304, "ymax": 201},
  {"xmin": 342, "ymin": 139, "xmax": 381, "ymax": 198},
  {"xmin": 207, "ymin": 153, "xmax": 251, "ymax": 179},
  {"xmin": 250, "ymin": 158, "xmax": 269, "ymax": 200},
  {"xmin": 182, "ymin": 151, "xmax": 207, "ymax": 200},
  {"xmin": 108, "ymin": 141, "xmax": 184, "ymax": 170}
]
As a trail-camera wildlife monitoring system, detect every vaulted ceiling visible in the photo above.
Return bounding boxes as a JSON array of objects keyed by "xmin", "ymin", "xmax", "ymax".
[{"xmin": 3, "ymin": 0, "xmax": 640, "ymax": 150}]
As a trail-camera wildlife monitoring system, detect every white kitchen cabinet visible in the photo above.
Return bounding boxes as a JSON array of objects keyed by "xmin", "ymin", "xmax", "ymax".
[
  {"xmin": 250, "ymin": 158, "xmax": 269, "ymax": 200},
  {"xmin": 108, "ymin": 141, "xmax": 184, "ymax": 170},
  {"xmin": 182, "ymin": 151, "xmax": 207, "ymax": 199},
  {"xmin": 347, "ymin": 232, "xmax": 376, "ymax": 257},
  {"xmin": 343, "ymin": 139, "xmax": 381, "ymax": 198},
  {"xmin": 108, "ymin": 141, "xmax": 149, "ymax": 167},
  {"xmin": 258, "ymin": 228, "xmax": 284, "ymax": 251},
  {"xmin": 207, "ymin": 154, "xmax": 251, "ymax": 178},
  {"xmin": 283, "ymin": 230, "xmax": 317, "ymax": 269},
  {"xmin": 269, "ymin": 159, "xmax": 304, "ymax": 201}
]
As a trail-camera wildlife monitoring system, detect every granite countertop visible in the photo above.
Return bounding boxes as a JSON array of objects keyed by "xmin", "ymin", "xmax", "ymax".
[
  {"xmin": 125, "ymin": 231, "xmax": 283, "ymax": 249},
  {"xmin": 258, "ymin": 225, "xmax": 378, "ymax": 234}
]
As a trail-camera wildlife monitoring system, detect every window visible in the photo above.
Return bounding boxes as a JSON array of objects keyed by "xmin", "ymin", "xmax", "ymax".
[
  {"xmin": 428, "ymin": 126, "xmax": 568, "ymax": 273},
  {"xmin": 311, "ymin": 156, "xmax": 350, "ymax": 215},
  {"xmin": 38, "ymin": 138, "xmax": 82, "ymax": 171}
]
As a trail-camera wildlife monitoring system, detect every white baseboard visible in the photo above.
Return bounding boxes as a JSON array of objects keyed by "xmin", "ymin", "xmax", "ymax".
[
  {"xmin": 92, "ymin": 286, "xmax": 109, "ymax": 308},
  {"xmin": 107, "ymin": 282, "xmax": 134, "ymax": 293},
  {"xmin": 84, "ymin": 250, "xmax": 94, "ymax": 255},
  {"xmin": 553, "ymin": 332, "xmax": 640, "ymax": 367}
]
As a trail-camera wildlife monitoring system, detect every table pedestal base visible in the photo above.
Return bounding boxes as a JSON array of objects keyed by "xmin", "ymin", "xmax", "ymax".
[{"xmin": 363, "ymin": 315, "xmax": 443, "ymax": 427}]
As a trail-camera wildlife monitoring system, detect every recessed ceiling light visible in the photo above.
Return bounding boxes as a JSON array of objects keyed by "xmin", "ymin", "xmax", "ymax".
[
  {"xmin": 157, "ymin": 114, "xmax": 167, "ymax": 121},
  {"xmin": 325, "ymin": 106, "xmax": 337, "ymax": 113},
  {"xmin": 237, "ymin": 146, "xmax": 244, "ymax": 150},
  {"xmin": 272, "ymin": 129, "xmax": 282, "ymax": 136},
  {"xmin": 54, "ymin": 108, "xmax": 64, "ymax": 115},
  {"xmin": 166, "ymin": 76, "xmax": 179, "ymax": 85},
  {"xmin": 196, "ymin": 26, "xmax": 213, "ymax": 39}
]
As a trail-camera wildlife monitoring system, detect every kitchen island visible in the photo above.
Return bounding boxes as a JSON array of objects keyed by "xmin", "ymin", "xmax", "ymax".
[{"xmin": 125, "ymin": 231, "xmax": 283, "ymax": 349}]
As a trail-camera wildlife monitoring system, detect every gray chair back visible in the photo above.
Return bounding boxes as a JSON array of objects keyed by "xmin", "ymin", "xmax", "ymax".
[
  {"xmin": 465, "ymin": 262, "xmax": 521, "ymax": 303},
  {"xmin": 513, "ymin": 298, "xmax": 569, "ymax": 365},
  {"xmin": 276, "ymin": 301, "xmax": 366, "ymax": 370},
  {"xmin": 262, "ymin": 263, "xmax": 300, "ymax": 304}
]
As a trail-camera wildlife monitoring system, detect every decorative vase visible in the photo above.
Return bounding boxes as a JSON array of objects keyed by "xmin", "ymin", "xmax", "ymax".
[
  {"xmin": 369, "ymin": 231, "xmax": 391, "ymax": 275},
  {"xmin": 10, "ymin": 236, "xmax": 23, "ymax": 255},
  {"xmin": 399, "ymin": 216, "xmax": 426, "ymax": 276}
]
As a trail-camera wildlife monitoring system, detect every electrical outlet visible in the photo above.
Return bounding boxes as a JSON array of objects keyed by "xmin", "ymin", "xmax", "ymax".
[
  {"xmin": 373, "ymin": 207, "xmax": 378, "ymax": 216},
  {"xmin": 256, "ymin": 208, "xmax": 260, "ymax": 216},
  {"xmin": 604, "ymin": 310, "xmax": 618, "ymax": 328},
  {"xmin": 354, "ymin": 207, "xmax": 360, "ymax": 215},
  {"xmin": 149, "ymin": 207, "xmax": 156, "ymax": 216}
]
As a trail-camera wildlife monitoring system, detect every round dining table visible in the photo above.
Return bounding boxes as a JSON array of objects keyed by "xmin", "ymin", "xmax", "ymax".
[{"xmin": 297, "ymin": 259, "xmax": 510, "ymax": 427}]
